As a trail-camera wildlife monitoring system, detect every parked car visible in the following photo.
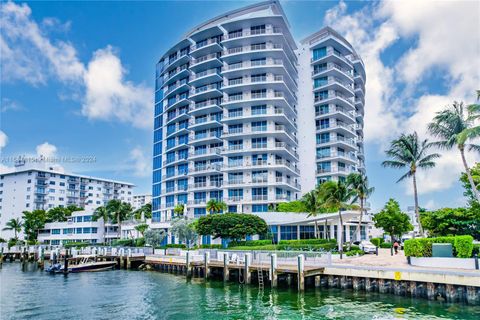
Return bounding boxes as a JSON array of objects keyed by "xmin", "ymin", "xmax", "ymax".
[{"xmin": 359, "ymin": 240, "xmax": 377, "ymax": 254}]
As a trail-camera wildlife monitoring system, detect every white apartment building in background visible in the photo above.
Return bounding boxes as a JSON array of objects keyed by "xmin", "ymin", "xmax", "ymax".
[
  {"xmin": 152, "ymin": 1, "xmax": 366, "ymax": 223},
  {"xmin": 297, "ymin": 27, "xmax": 366, "ymax": 192},
  {"xmin": 132, "ymin": 194, "xmax": 152, "ymax": 210},
  {"xmin": 0, "ymin": 162, "xmax": 134, "ymax": 240}
]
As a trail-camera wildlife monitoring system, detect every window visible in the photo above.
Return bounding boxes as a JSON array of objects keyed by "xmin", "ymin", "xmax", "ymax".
[
  {"xmin": 251, "ymin": 89, "xmax": 266, "ymax": 99},
  {"xmin": 252, "ymin": 204, "xmax": 268, "ymax": 212},
  {"xmin": 252, "ymin": 171, "xmax": 267, "ymax": 183},
  {"xmin": 83, "ymin": 216, "xmax": 92, "ymax": 222},
  {"xmin": 251, "ymin": 73, "xmax": 266, "ymax": 83},
  {"xmin": 252, "ymin": 187, "xmax": 267, "ymax": 200},
  {"xmin": 252, "ymin": 121, "xmax": 267, "ymax": 132},
  {"xmin": 316, "ymin": 147, "xmax": 331, "ymax": 159},
  {"xmin": 280, "ymin": 226, "xmax": 297, "ymax": 240},
  {"xmin": 251, "ymin": 105, "xmax": 266, "ymax": 115},
  {"xmin": 314, "ymin": 76, "xmax": 328, "ymax": 88},
  {"xmin": 317, "ymin": 133, "xmax": 330, "ymax": 144},
  {"xmin": 250, "ymin": 24, "xmax": 265, "ymax": 35},
  {"xmin": 76, "ymin": 228, "xmax": 83, "ymax": 234},
  {"xmin": 313, "ymin": 47, "xmax": 327, "ymax": 60},
  {"xmin": 49, "ymin": 181, "xmax": 56, "ymax": 185},
  {"xmin": 317, "ymin": 162, "xmax": 331, "ymax": 173},
  {"xmin": 194, "ymin": 208, "xmax": 206, "ymax": 217},
  {"xmin": 251, "ymin": 58, "xmax": 266, "ymax": 66},
  {"xmin": 300, "ymin": 226, "xmax": 315, "ymax": 239},
  {"xmin": 51, "ymin": 229, "xmax": 60, "ymax": 235},
  {"xmin": 252, "ymin": 137, "xmax": 267, "ymax": 149},
  {"xmin": 228, "ymin": 205, "xmax": 237, "ymax": 213},
  {"xmin": 315, "ymin": 104, "xmax": 329, "ymax": 115},
  {"xmin": 63, "ymin": 228, "xmax": 74, "ymax": 234}
]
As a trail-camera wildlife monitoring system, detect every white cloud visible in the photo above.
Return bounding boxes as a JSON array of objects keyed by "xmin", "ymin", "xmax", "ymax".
[
  {"xmin": 1, "ymin": 98, "xmax": 23, "ymax": 112},
  {"xmin": 324, "ymin": 0, "xmax": 480, "ymax": 195},
  {"xmin": 0, "ymin": 2, "xmax": 153, "ymax": 128},
  {"xmin": 36, "ymin": 142, "xmax": 57, "ymax": 158},
  {"xmin": 0, "ymin": 130, "xmax": 7, "ymax": 150},
  {"xmin": 128, "ymin": 146, "xmax": 151, "ymax": 177},
  {"xmin": 82, "ymin": 47, "xmax": 153, "ymax": 129}
]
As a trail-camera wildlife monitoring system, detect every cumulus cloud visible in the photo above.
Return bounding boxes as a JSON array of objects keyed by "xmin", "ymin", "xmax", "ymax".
[
  {"xmin": 0, "ymin": 1, "xmax": 153, "ymax": 128},
  {"xmin": 128, "ymin": 147, "xmax": 151, "ymax": 177},
  {"xmin": 324, "ymin": 0, "xmax": 480, "ymax": 195},
  {"xmin": 0, "ymin": 130, "xmax": 7, "ymax": 150},
  {"xmin": 36, "ymin": 142, "xmax": 57, "ymax": 158},
  {"xmin": 82, "ymin": 47, "xmax": 153, "ymax": 129}
]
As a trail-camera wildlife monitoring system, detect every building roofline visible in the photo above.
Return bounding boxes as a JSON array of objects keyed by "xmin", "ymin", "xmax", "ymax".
[{"xmin": 1, "ymin": 168, "xmax": 135, "ymax": 187}]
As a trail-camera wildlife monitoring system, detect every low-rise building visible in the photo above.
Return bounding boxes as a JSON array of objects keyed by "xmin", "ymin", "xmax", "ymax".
[
  {"xmin": 132, "ymin": 194, "xmax": 152, "ymax": 210},
  {"xmin": 0, "ymin": 161, "xmax": 134, "ymax": 240}
]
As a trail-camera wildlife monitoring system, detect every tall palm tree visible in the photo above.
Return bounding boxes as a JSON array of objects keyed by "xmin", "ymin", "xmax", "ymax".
[
  {"xmin": 382, "ymin": 132, "xmax": 440, "ymax": 236},
  {"xmin": 317, "ymin": 181, "xmax": 355, "ymax": 253},
  {"xmin": 206, "ymin": 199, "xmax": 227, "ymax": 214},
  {"xmin": 301, "ymin": 190, "xmax": 321, "ymax": 238},
  {"xmin": 106, "ymin": 200, "xmax": 133, "ymax": 240},
  {"xmin": 173, "ymin": 204, "xmax": 185, "ymax": 217},
  {"xmin": 2, "ymin": 218, "xmax": 23, "ymax": 239},
  {"xmin": 346, "ymin": 173, "xmax": 375, "ymax": 244},
  {"xmin": 92, "ymin": 206, "xmax": 110, "ymax": 244},
  {"xmin": 428, "ymin": 101, "xmax": 480, "ymax": 202}
]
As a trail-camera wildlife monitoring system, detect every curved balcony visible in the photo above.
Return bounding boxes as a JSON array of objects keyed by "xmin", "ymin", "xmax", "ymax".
[
  {"xmin": 316, "ymin": 151, "xmax": 358, "ymax": 165},
  {"xmin": 189, "ymin": 83, "xmax": 223, "ymax": 101},
  {"xmin": 315, "ymin": 104, "xmax": 356, "ymax": 123},
  {"xmin": 313, "ymin": 77, "xmax": 354, "ymax": 96},
  {"xmin": 316, "ymin": 122, "xmax": 356, "ymax": 137},
  {"xmin": 165, "ymin": 110, "xmax": 190, "ymax": 126},
  {"xmin": 188, "ymin": 147, "xmax": 222, "ymax": 160},
  {"xmin": 164, "ymin": 95, "xmax": 190, "ymax": 113},
  {"xmin": 312, "ymin": 63, "xmax": 353, "ymax": 82},
  {"xmin": 314, "ymin": 91, "xmax": 354, "ymax": 110},
  {"xmin": 163, "ymin": 65, "xmax": 190, "ymax": 87},
  {"xmin": 316, "ymin": 136, "xmax": 357, "ymax": 151},
  {"xmin": 163, "ymin": 52, "xmax": 190, "ymax": 74},
  {"xmin": 223, "ymin": 159, "xmax": 300, "ymax": 175},
  {"xmin": 189, "ymin": 132, "xmax": 222, "ymax": 146},
  {"xmin": 189, "ymin": 69, "xmax": 222, "ymax": 87},
  {"xmin": 190, "ymin": 53, "xmax": 222, "ymax": 72},
  {"xmin": 311, "ymin": 47, "xmax": 352, "ymax": 68},
  {"xmin": 190, "ymin": 37, "xmax": 223, "ymax": 58},
  {"xmin": 163, "ymin": 154, "xmax": 189, "ymax": 167},
  {"xmin": 222, "ymin": 90, "xmax": 296, "ymax": 112},
  {"xmin": 189, "ymin": 164, "xmax": 222, "ymax": 176},
  {"xmin": 165, "ymin": 142, "xmax": 189, "ymax": 153},
  {"xmin": 164, "ymin": 80, "xmax": 190, "ymax": 99},
  {"xmin": 222, "ymin": 43, "xmax": 285, "ymax": 63},
  {"xmin": 189, "ymin": 98, "xmax": 222, "ymax": 116},
  {"xmin": 165, "ymin": 126, "xmax": 190, "ymax": 139},
  {"xmin": 222, "ymin": 126, "xmax": 297, "ymax": 145},
  {"xmin": 222, "ymin": 58, "xmax": 296, "ymax": 81},
  {"xmin": 188, "ymin": 116, "xmax": 222, "ymax": 131}
]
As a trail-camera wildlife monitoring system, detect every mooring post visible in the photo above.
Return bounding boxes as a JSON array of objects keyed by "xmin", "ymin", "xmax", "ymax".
[
  {"xmin": 186, "ymin": 251, "xmax": 192, "ymax": 278},
  {"xmin": 315, "ymin": 276, "xmax": 321, "ymax": 288},
  {"xmin": 204, "ymin": 251, "xmax": 210, "ymax": 279},
  {"xmin": 297, "ymin": 254, "xmax": 305, "ymax": 291},
  {"xmin": 63, "ymin": 249, "xmax": 69, "ymax": 275},
  {"xmin": 270, "ymin": 253, "xmax": 278, "ymax": 288},
  {"xmin": 244, "ymin": 253, "xmax": 251, "ymax": 284},
  {"xmin": 0, "ymin": 247, "xmax": 3, "ymax": 267},
  {"xmin": 475, "ymin": 254, "xmax": 479, "ymax": 270},
  {"xmin": 375, "ymin": 247, "xmax": 378, "ymax": 256},
  {"xmin": 223, "ymin": 252, "xmax": 229, "ymax": 282}
]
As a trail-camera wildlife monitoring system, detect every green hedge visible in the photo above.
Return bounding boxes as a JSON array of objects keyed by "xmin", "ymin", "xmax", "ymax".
[
  {"xmin": 346, "ymin": 249, "xmax": 365, "ymax": 257},
  {"xmin": 278, "ymin": 239, "xmax": 337, "ymax": 245},
  {"xmin": 112, "ymin": 239, "xmax": 135, "ymax": 247},
  {"xmin": 404, "ymin": 235, "xmax": 474, "ymax": 258},
  {"xmin": 370, "ymin": 237, "xmax": 384, "ymax": 247},
  {"xmin": 473, "ymin": 244, "xmax": 480, "ymax": 256},
  {"xmin": 228, "ymin": 240, "xmax": 272, "ymax": 247},
  {"xmin": 200, "ymin": 244, "xmax": 222, "ymax": 249},
  {"xmin": 64, "ymin": 242, "xmax": 90, "ymax": 249},
  {"xmin": 229, "ymin": 242, "xmax": 337, "ymax": 252},
  {"xmin": 380, "ymin": 242, "xmax": 392, "ymax": 249}
]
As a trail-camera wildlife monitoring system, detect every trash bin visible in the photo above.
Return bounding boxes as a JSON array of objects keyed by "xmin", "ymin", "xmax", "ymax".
[{"xmin": 432, "ymin": 243, "xmax": 453, "ymax": 257}]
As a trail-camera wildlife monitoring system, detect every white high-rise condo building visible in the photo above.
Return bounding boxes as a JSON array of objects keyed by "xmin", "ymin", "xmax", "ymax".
[
  {"xmin": 0, "ymin": 162, "xmax": 135, "ymax": 240},
  {"xmin": 132, "ymin": 194, "xmax": 152, "ymax": 210},
  {"xmin": 152, "ymin": 1, "xmax": 366, "ymax": 222},
  {"xmin": 298, "ymin": 27, "xmax": 366, "ymax": 191}
]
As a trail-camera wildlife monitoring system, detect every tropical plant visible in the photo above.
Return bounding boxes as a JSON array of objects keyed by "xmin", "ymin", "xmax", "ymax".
[
  {"xmin": 22, "ymin": 210, "xmax": 47, "ymax": 242},
  {"xmin": 346, "ymin": 173, "xmax": 375, "ymax": 244},
  {"xmin": 2, "ymin": 218, "xmax": 23, "ymax": 239},
  {"xmin": 382, "ymin": 132, "xmax": 440, "ymax": 235},
  {"xmin": 197, "ymin": 213, "xmax": 268, "ymax": 241},
  {"xmin": 46, "ymin": 205, "xmax": 82, "ymax": 223},
  {"xmin": 317, "ymin": 181, "xmax": 355, "ymax": 252},
  {"xmin": 173, "ymin": 204, "xmax": 185, "ymax": 217},
  {"xmin": 170, "ymin": 219, "xmax": 198, "ymax": 249},
  {"xmin": 420, "ymin": 207, "xmax": 480, "ymax": 240},
  {"xmin": 206, "ymin": 199, "xmax": 227, "ymax": 214},
  {"xmin": 428, "ymin": 100, "xmax": 480, "ymax": 202},
  {"xmin": 144, "ymin": 229, "xmax": 166, "ymax": 247},
  {"xmin": 133, "ymin": 203, "xmax": 152, "ymax": 220},
  {"xmin": 460, "ymin": 162, "xmax": 480, "ymax": 206},
  {"xmin": 276, "ymin": 200, "xmax": 307, "ymax": 213},
  {"xmin": 92, "ymin": 206, "xmax": 110, "ymax": 244},
  {"xmin": 373, "ymin": 199, "xmax": 413, "ymax": 243},
  {"xmin": 134, "ymin": 223, "xmax": 149, "ymax": 237},
  {"xmin": 106, "ymin": 200, "xmax": 133, "ymax": 239}
]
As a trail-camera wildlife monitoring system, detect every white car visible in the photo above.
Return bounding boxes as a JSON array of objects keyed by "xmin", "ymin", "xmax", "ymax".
[{"xmin": 359, "ymin": 240, "xmax": 377, "ymax": 254}]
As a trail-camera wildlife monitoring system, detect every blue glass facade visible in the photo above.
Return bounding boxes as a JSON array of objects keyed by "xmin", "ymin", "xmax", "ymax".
[{"xmin": 152, "ymin": 60, "xmax": 164, "ymax": 223}]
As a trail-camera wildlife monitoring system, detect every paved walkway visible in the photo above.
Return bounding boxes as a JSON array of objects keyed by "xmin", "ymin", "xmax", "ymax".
[{"xmin": 333, "ymin": 249, "xmax": 480, "ymax": 275}]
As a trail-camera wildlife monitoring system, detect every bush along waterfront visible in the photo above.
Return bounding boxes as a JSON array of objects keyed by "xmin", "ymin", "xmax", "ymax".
[{"xmin": 404, "ymin": 235, "xmax": 474, "ymax": 258}]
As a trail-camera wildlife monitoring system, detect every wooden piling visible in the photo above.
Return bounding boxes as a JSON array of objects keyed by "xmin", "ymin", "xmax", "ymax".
[
  {"xmin": 204, "ymin": 251, "xmax": 210, "ymax": 279},
  {"xmin": 223, "ymin": 253, "xmax": 229, "ymax": 282},
  {"xmin": 63, "ymin": 249, "xmax": 69, "ymax": 275},
  {"xmin": 270, "ymin": 253, "xmax": 278, "ymax": 288},
  {"xmin": 297, "ymin": 254, "xmax": 305, "ymax": 291},
  {"xmin": 244, "ymin": 253, "xmax": 251, "ymax": 284}
]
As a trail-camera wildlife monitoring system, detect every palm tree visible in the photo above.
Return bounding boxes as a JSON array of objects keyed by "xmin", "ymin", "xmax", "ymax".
[
  {"xmin": 301, "ymin": 190, "xmax": 321, "ymax": 238},
  {"xmin": 2, "ymin": 218, "xmax": 23, "ymax": 239},
  {"xmin": 346, "ymin": 173, "xmax": 375, "ymax": 244},
  {"xmin": 317, "ymin": 181, "xmax": 355, "ymax": 253},
  {"xmin": 106, "ymin": 200, "xmax": 133, "ymax": 240},
  {"xmin": 206, "ymin": 199, "xmax": 227, "ymax": 214},
  {"xmin": 92, "ymin": 206, "xmax": 110, "ymax": 244},
  {"xmin": 134, "ymin": 203, "xmax": 152, "ymax": 220},
  {"xmin": 134, "ymin": 223, "xmax": 149, "ymax": 237},
  {"xmin": 428, "ymin": 100, "xmax": 480, "ymax": 202},
  {"xmin": 174, "ymin": 204, "xmax": 185, "ymax": 217},
  {"xmin": 382, "ymin": 132, "xmax": 440, "ymax": 236}
]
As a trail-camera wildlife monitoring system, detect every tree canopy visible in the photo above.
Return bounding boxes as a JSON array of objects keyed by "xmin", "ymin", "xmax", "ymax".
[
  {"xmin": 22, "ymin": 210, "xmax": 47, "ymax": 242},
  {"xmin": 460, "ymin": 162, "xmax": 480, "ymax": 206},
  {"xmin": 421, "ymin": 207, "xmax": 480, "ymax": 240},
  {"xmin": 196, "ymin": 213, "xmax": 268, "ymax": 241},
  {"xmin": 144, "ymin": 229, "xmax": 166, "ymax": 247},
  {"xmin": 373, "ymin": 199, "xmax": 413, "ymax": 240},
  {"xmin": 170, "ymin": 218, "xmax": 198, "ymax": 249}
]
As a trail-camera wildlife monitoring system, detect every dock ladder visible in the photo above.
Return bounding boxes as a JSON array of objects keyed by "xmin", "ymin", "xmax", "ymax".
[{"xmin": 258, "ymin": 268, "xmax": 264, "ymax": 290}]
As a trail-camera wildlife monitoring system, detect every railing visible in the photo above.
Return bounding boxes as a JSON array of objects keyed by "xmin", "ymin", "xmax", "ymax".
[
  {"xmin": 191, "ymin": 37, "xmax": 222, "ymax": 51},
  {"xmin": 191, "ymin": 53, "xmax": 221, "ymax": 65},
  {"xmin": 224, "ymin": 27, "xmax": 282, "ymax": 40}
]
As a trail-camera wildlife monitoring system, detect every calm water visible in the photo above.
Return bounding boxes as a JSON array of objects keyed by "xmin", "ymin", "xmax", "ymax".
[{"xmin": 0, "ymin": 263, "xmax": 478, "ymax": 320}]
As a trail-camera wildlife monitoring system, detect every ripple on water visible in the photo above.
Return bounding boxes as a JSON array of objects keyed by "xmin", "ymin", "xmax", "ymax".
[{"xmin": 1, "ymin": 263, "xmax": 479, "ymax": 320}]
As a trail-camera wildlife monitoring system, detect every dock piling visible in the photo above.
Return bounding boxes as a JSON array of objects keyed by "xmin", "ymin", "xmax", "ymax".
[
  {"xmin": 204, "ymin": 251, "xmax": 210, "ymax": 279},
  {"xmin": 244, "ymin": 253, "xmax": 251, "ymax": 284},
  {"xmin": 223, "ymin": 252, "xmax": 229, "ymax": 282},
  {"xmin": 297, "ymin": 254, "xmax": 305, "ymax": 291},
  {"xmin": 186, "ymin": 251, "xmax": 192, "ymax": 278},
  {"xmin": 270, "ymin": 253, "xmax": 278, "ymax": 288}
]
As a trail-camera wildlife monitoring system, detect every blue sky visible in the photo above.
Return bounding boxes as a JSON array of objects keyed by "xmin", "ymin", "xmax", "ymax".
[{"xmin": 1, "ymin": 0, "xmax": 479, "ymax": 211}]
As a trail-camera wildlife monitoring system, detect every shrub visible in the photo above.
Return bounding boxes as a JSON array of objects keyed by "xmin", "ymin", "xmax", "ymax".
[
  {"xmin": 229, "ymin": 242, "xmax": 337, "ymax": 252},
  {"xmin": 158, "ymin": 244, "xmax": 186, "ymax": 249},
  {"xmin": 370, "ymin": 237, "xmax": 384, "ymax": 247},
  {"xmin": 112, "ymin": 239, "xmax": 135, "ymax": 247},
  {"xmin": 0, "ymin": 237, "xmax": 6, "ymax": 243},
  {"xmin": 404, "ymin": 235, "xmax": 474, "ymax": 258},
  {"xmin": 135, "ymin": 237, "xmax": 146, "ymax": 247},
  {"xmin": 380, "ymin": 242, "xmax": 392, "ymax": 248},
  {"xmin": 228, "ymin": 240, "xmax": 272, "ymax": 247},
  {"xmin": 64, "ymin": 242, "xmax": 90, "ymax": 249},
  {"xmin": 200, "ymin": 244, "xmax": 222, "ymax": 249},
  {"xmin": 346, "ymin": 249, "xmax": 365, "ymax": 257},
  {"xmin": 472, "ymin": 244, "xmax": 480, "ymax": 257},
  {"xmin": 279, "ymin": 239, "xmax": 336, "ymax": 245}
]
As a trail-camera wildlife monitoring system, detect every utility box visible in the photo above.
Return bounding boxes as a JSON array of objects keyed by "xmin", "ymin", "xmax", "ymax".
[{"xmin": 432, "ymin": 243, "xmax": 453, "ymax": 257}]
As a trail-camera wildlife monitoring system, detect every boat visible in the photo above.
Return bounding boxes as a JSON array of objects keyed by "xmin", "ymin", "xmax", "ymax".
[{"xmin": 46, "ymin": 255, "xmax": 116, "ymax": 273}]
